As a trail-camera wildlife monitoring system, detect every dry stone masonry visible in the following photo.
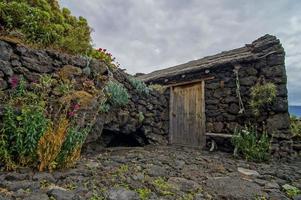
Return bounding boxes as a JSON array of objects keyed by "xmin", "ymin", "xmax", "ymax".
[
  {"xmin": 0, "ymin": 38, "xmax": 169, "ymax": 150},
  {"xmin": 140, "ymin": 35, "xmax": 293, "ymax": 156},
  {"xmin": 0, "ymin": 34, "xmax": 295, "ymax": 157}
]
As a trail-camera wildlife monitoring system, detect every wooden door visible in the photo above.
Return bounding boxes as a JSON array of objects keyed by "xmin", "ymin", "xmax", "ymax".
[{"xmin": 169, "ymin": 81, "xmax": 205, "ymax": 147}]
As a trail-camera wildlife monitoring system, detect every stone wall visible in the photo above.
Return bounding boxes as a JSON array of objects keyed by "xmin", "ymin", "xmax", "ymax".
[
  {"xmin": 0, "ymin": 39, "xmax": 169, "ymax": 148},
  {"xmin": 141, "ymin": 35, "xmax": 292, "ymax": 156}
]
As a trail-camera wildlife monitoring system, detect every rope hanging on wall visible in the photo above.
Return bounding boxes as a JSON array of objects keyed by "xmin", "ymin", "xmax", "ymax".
[{"xmin": 233, "ymin": 64, "xmax": 245, "ymax": 114}]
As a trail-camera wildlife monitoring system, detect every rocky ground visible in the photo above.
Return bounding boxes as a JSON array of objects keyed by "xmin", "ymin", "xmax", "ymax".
[{"xmin": 0, "ymin": 146, "xmax": 300, "ymax": 200}]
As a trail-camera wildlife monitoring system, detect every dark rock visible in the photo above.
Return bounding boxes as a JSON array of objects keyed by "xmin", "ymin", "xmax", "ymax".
[
  {"xmin": 90, "ymin": 60, "xmax": 108, "ymax": 76},
  {"xmin": 168, "ymin": 177, "xmax": 200, "ymax": 192},
  {"xmin": 82, "ymin": 66, "xmax": 91, "ymax": 76},
  {"xmin": 70, "ymin": 56, "xmax": 87, "ymax": 68},
  {"xmin": 264, "ymin": 182, "xmax": 280, "ymax": 190},
  {"xmin": 213, "ymin": 122, "xmax": 224, "ymax": 133},
  {"xmin": 267, "ymin": 113, "xmax": 290, "ymax": 130},
  {"xmin": 223, "ymin": 113, "xmax": 236, "ymax": 121},
  {"xmin": 245, "ymin": 67, "xmax": 258, "ymax": 76},
  {"xmin": 13, "ymin": 66, "xmax": 29, "ymax": 74},
  {"xmin": 24, "ymin": 71, "xmax": 40, "ymax": 82},
  {"xmin": 16, "ymin": 45, "xmax": 28, "ymax": 56},
  {"xmin": 11, "ymin": 60, "xmax": 22, "ymax": 68},
  {"xmin": 206, "ymin": 99, "xmax": 219, "ymax": 105},
  {"xmin": 293, "ymin": 195, "xmax": 301, "ymax": 200},
  {"xmin": 271, "ymin": 98, "xmax": 288, "ymax": 112},
  {"xmin": 269, "ymin": 190, "xmax": 290, "ymax": 200},
  {"xmin": 0, "ymin": 78, "xmax": 8, "ymax": 90},
  {"xmin": 32, "ymin": 172, "xmax": 55, "ymax": 182},
  {"xmin": 0, "ymin": 60, "xmax": 13, "ymax": 76},
  {"xmin": 267, "ymin": 53, "xmax": 285, "ymax": 65},
  {"xmin": 4, "ymin": 173, "xmax": 30, "ymax": 181},
  {"xmin": 22, "ymin": 57, "xmax": 53, "ymax": 73},
  {"xmin": 204, "ymin": 177, "xmax": 266, "ymax": 199},
  {"xmin": 277, "ymin": 84, "xmax": 288, "ymax": 97},
  {"xmin": 6, "ymin": 181, "xmax": 40, "ymax": 191},
  {"xmin": 224, "ymin": 96, "xmax": 237, "ymax": 103},
  {"xmin": 0, "ymin": 41, "xmax": 13, "ymax": 61},
  {"xmin": 262, "ymin": 65, "xmax": 285, "ymax": 77},
  {"xmin": 240, "ymin": 76, "xmax": 257, "ymax": 86},
  {"xmin": 227, "ymin": 103, "xmax": 240, "ymax": 114},
  {"xmin": 23, "ymin": 193, "xmax": 49, "ymax": 200},
  {"xmin": 147, "ymin": 165, "xmax": 167, "ymax": 177},
  {"xmin": 107, "ymin": 187, "xmax": 139, "ymax": 200},
  {"xmin": 47, "ymin": 188, "xmax": 76, "ymax": 200},
  {"xmin": 206, "ymin": 82, "xmax": 220, "ymax": 89}
]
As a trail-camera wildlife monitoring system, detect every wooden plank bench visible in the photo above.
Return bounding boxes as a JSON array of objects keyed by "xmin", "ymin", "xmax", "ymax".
[{"xmin": 205, "ymin": 132, "xmax": 234, "ymax": 151}]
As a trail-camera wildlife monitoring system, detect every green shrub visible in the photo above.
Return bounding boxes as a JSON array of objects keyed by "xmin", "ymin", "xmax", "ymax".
[
  {"xmin": 56, "ymin": 125, "xmax": 90, "ymax": 167},
  {"xmin": 232, "ymin": 125, "xmax": 271, "ymax": 162},
  {"xmin": 290, "ymin": 116, "xmax": 301, "ymax": 138},
  {"xmin": 0, "ymin": 75, "xmax": 92, "ymax": 170},
  {"xmin": 0, "ymin": 134, "xmax": 15, "ymax": 170},
  {"xmin": 128, "ymin": 77, "xmax": 150, "ymax": 95},
  {"xmin": 250, "ymin": 83, "xmax": 277, "ymax": 116},
  {"xmin": 104, "ymin": 81, "xmax": 129, "ymax": 107},
  {"xmin": 0, "ymin": 0, "xmax": 92, "ymax": 54},
  {"xmin": 2, "ymin": 105, "xmax": 49, "ymax": 165}
]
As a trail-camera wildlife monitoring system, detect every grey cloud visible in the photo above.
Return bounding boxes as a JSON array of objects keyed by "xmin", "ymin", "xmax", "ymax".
[{"xmin": 59, "ymin": 0, "xmax": 301, "ymax": 105}]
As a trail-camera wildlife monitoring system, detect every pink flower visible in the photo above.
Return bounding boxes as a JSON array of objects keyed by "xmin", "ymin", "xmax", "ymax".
[
  {"xmin": 9, "ymin": 75, "xmax": 19, "ymax": 89},
  {"xmin": 68, "ymin": 111, "xmax": 75, "ymax": 117},
  {"xmin": 73, "ymin": 103, "xmax": 80, "ymax": 111},
  {"xmin": 103, "ymin": 49, "xmax": 107, "ymax": 52}
]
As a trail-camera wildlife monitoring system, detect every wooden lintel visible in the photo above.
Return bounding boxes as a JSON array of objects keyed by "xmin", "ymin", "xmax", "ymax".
[
  {"xmin": 167, "ymin": 76, "xmax": 215, "ymax": 88},
  {"xmin": 205, "ymin": 132, "xmax": 234, "ymax": 138}
]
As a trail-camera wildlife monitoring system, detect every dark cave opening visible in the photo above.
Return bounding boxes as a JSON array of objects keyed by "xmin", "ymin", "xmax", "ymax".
[{"xmin": 101, "ymin": 129, "xmax": 149, "ymax": 147}]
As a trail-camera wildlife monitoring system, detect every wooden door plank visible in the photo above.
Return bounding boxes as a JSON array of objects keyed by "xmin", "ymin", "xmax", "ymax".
[
  {"xmin": 169, "ymin": 86, "xmax": 174, "ymax": 144},
  {"xmin": 169, "ymin": 82, "xmax": 206, "ymax": 148},
  {"xmin": 200, "ymin": 81, "xmax": 206, "ymax": 147}
]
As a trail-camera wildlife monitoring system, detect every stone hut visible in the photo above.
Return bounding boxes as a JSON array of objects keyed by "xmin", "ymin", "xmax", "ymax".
[{"xmin": 139, "ymin": 34, "xmax": 292, "ymax": 156}]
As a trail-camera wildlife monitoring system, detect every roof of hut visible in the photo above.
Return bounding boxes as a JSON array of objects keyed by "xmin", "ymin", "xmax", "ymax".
[{"xmin": 138, "ymin": 34, "xmax": 283, "ymax": 83}]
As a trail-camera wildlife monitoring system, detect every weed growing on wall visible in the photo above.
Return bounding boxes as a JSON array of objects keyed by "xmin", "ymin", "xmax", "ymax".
[
  {"xmin": 138, "ymin": 112, "xmax": 145, "ymax": 123},
  {"xmin": 250, "ymin": 82, "xmax": 277, "ymax": 116},
  {"xmin": 128, "ymin": 76, "xmax": 150, "ymax": 95},
  {"xmin": 149, "ymin": 84, "xmax": 166, "ymax": 94},
  {"xmin": 232, "ymin": 125, "xmax": 271, "ymax": 162},
  {"xmin": 290, "ymin": 116, "xmax": 301, "ymax": 139},
  {"xmin": 104, "ymin": 81, "xmax": 129, "ymax": 107}
]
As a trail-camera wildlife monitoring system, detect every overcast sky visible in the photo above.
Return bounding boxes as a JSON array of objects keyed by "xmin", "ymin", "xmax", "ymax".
[{"xmin": 59, "ymin": 0, "xmax": 301, "ymax": 105}]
